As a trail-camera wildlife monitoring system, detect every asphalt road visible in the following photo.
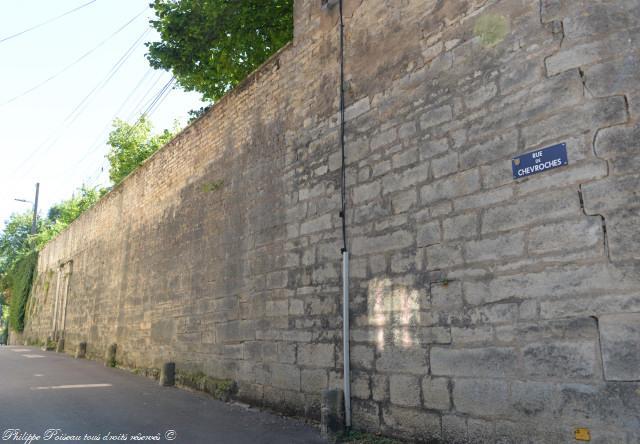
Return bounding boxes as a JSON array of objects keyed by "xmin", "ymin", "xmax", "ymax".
[{"xmin": 0, "ymin": 345, "xmax": 325, "ymax": 444}]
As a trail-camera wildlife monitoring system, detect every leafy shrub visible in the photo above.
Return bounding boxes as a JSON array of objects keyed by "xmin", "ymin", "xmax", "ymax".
[{"xmin": 7, "ymin": 250, "xmax": 37, "ymax": 332}]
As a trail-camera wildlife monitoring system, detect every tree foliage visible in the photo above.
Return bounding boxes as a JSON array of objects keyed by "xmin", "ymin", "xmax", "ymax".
[
  {"xmin": 146, "ymin": 0, "xmax": 294, "ymax": 102},
  {"xmin": 0, "ymin": 187, "xmax": 104, "ymax": 332},
  {"xmin": 106, "ymin": 116, "xmax": 176, "ymax": 185},
  {"xmin": 6, "ymin": 250, "xmax": 37, "ymax": 332},
  {"xmin": 0, "ymin": 117, "xmax": 177, "ymax": 335},
  {"xmin": 35, "ymin": 185, "xmax": 106, "ymax": 246},
  {"xmin": 0, "ymin": 212, "xmax": 37, "ymax": 332},
  {"xmin": 0, "ymin": 114, "xmax": 176, "ymax": 335},
  {"xmin": 1, "ymin": 303, "xmax": 8, "ymax": 344},
  {"xmin": 187, "ymin": 105, "xmax": 212, "ymax": 123},
  {"xmin": 0, "ymin": 212, "xmax": 36, "ymax": 278}
]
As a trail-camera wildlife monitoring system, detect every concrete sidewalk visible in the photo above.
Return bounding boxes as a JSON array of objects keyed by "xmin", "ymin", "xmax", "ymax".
[{"xmin": 0, "ymin": 345, "xmax": 326, "ymax": 444}]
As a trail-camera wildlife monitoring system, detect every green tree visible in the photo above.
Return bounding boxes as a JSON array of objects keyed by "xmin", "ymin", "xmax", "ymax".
[
  {"xmin": 1, "ymin": 300, "xmax": 9, "ymax": 343},
  {"xmin": 106, "ymin": 116, "xmax": 176, "ymax": 185},
  {"xmin": 5, "ymin": 250, "xmax": 37, "ymax": 332},
  {"xmin": 0, "ymin": 213, "xmax": 39, "ymax": 333},
  {"xmin": 0, "ymin": 186, "xmax": 106, "ymax": 333},
  {"xmin": 35, "ymin": 185, "xmax": 106, "ymax": 247},
  {"xmin": 0, "ymin": 211, "xmax": 36, "ymax": 277},
  {"xmin": 146, "ymin": 0, "xmax": 294, "ymax": 102}
]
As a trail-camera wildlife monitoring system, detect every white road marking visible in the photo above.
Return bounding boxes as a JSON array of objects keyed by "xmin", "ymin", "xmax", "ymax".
[
  {"xmin": 34, "ymin": 374, "xmax": 44, "ymax": 377},
  {"xmin": 31, "ymin": 383, "xmax": 112, "ymax": 390},
  {"xmin": 11, "ymin": 348, "xmax": 31, "ymax": 352},
  {"xmin": 22, "ymin": 354, "xmax": 45, "ymax": 358}
]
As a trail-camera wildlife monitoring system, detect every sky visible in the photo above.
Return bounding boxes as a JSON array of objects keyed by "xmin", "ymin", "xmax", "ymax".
[{"xmin": 0, "ymin": 0, "xmax": 204, "ymax": 228}]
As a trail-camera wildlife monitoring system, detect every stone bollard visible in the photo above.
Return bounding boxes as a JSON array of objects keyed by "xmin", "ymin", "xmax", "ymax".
[
  {"xmin": 321, "ymin": 389, "xmax": 345, "ymax": 442},
  {"xmin": 43, "ymin": 336, "xmax": 55, "ymax": 351},
  {"xmin": 75, "ymin": 342, "xmax": 87, "ymax": 359},
  {"xmin": 159, "ymin": 362, "xmax": 176, "ymax": 387},
  {"xmin": 105, "ymin": 343, "xmax": 117, "ymax": 367},
  {"xmin": 56, "ymin": 338, "xmax": 65, "ymax": 353}
]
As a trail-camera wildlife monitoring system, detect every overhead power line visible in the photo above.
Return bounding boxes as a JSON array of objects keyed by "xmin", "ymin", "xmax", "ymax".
[
  {"xmin": 114, "ymin": 67, "xmax": 156, "ymax": 117},
  {"xmin": 59, "ymin": 28, "xmax": 151, "ymax": 128},
  {"xmin": 140, "ymin": 77, "xmax": 176, "ymax": 119},
  {"xmin": 64, "ymin": 74, "xmax": 176, "ymax": 183},
  {"xmin": 0, "ymin": 7, "xmax": 147, "ymax": 107},
  {"xmin": 69, "ymin": 68, "xmax": 166, "ymax": 171},
  {"xmin": 68, "ymin": 67, "xmax": 160, "ymax": 171},
  {"xmin": 126, "ymin": 71, "xmax": 165, "ymax": 122},
  {"xmin": 11, "ymin": 28, "xmax": 151, "ymax": 178},
  {"xmin": 0, "ymin": 0, "xmax": 99, "ymax": 44}
]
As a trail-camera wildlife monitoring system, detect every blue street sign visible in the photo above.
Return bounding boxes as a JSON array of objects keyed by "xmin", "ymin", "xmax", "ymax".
[{"xmin": 512, "ymin": 143, "xmax": 568, "ymax": 179}]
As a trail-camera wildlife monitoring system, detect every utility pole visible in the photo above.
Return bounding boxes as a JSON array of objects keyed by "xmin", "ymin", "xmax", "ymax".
[
  {"xmin": 31, "ymin": 182, "xmax": 40, "ymax": 235},
  {"xmin": 14, "ymin": 183, "xmax": 40, "ymax": 235}
]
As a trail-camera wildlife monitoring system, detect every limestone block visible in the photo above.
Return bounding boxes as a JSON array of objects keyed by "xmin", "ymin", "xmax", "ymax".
[
  {"xmin": 585, "ymin": 54, "xmax": 640, "ymax": 98},
  {"xmin": 420, "ymin": 138, "xmax": 449, "ymax": 161},
  {"xmin": 510, "ymin": 381, "xmax": 555, "ymax": 417},
  {"xmin": 352, "ymin": 181, "xmax": 381, "ymax": 204},
  {"xmin": 351, "ymin": 372, "xmax": 371, "ymax": 400},
  {"xmin": 527, "ymin": 216, "xmax": 603, "ymax": 255},
  {"xmin": 418, "ymin": 327, "xmax": 451, "ymax": 344},
  {"xmin": 372, "ymin": 374, "xmax": 388, "ymax": 402},
  {"xmin": 351, "ymin": 399, "xmax": 380, "ymax": 432},
  {"xmin": 370, "ymin": 128, "xmax": 398, "ymax": 151},
  {"xmin": 599, "ymin": 313, "xmax": 640, "ymax": 381},
  {"xmin": 382, "ymin": 405, "xmax": 442, "ymax": 441},
  {"xmin": 390, "ymin": 374, "xmax": 421, "ymax": 407},
  {"xmin": 481, "ymin": 188, "xmax": 581, "ymax": 234},
  {"xmin": 431, "ymin": 347, "xmax": 518, "ymax": 378},
  {"xmin": 298, "ymin": 343, "xmax": 335, "ymax": 368},
  {"xmin": 453, "ymin": 187, "xmax": 513, "ymax": 212},
  {"xmin": 269, "ymin": 363, "xmax": 300, "ymax": 391},
  {"xmin": 522, "ymin": 340, "xmax": 599, "ymax": 379},
  {"xmin": 443, "ymin": 213, "xmax": 478, "ymax": 241},
  {"xmin": 522, "ymin": 96, "xmax": 628, "ymax": 147},
  {"xmin": 459, "ymin": 128, "xmax": 518, "ymax": 170},
  {"xmin": 352, "ymin": 230, "xmax": 414, "ymax": 255},
  {"xmin": 416, "ymin": 221, "xmax": 441, "ymax": 247},
  {"xmin": 425, "ymin": 243, "xmax": 464, "ymax": 269},
  {"xmin": 345, "ymin": 97, "xmax": 370, "ymax": 121},
  {"xmin": 301, "ymin": 368, "xmax": 328, "ymax": 393},
  {"xmin": 556, "ymin": 382, "xmax": 640, "ymax": 429},
  {"xmin": 595, "ymin": 123, "xmax": 640, "ymax": 176},
  {"xmin": 582, "ymin": 174, "xmax": 640, "ymax": 214},
  {"xmin": 464, "ymin": 232, "xmax": 525, "ymax": 263},
  {"xmin": 421, "ymin": 168, "xmax": 481, "ymax": 205},
  {"xmin": 431, "ymin": 281, "xmax": 463, "ymax": 309},
  {"xmin": 453, "ymin": 378, "xmax": 510, "ymax": 416},
  {"xmin": 376, "ymin": 346, "xmax": 428, "ymax": 375},
  {"xmin": 392, "ymin": 147, "xmax": 418, "ymax": 169},
  {"xmin": 464, "ymin": 263, "xmax": 640, "ymax": 306},
  {"xmin": 422, "ymin": 376, "xmax": 450, "ymax": 410},
  {"xmin": 606, "ymin": 209, "xmax": 640, "ymax": 261},
  {"xmin": 441, "ymin": 415, "xmax": 467, "ymax": 444},
  {"xmin": 300, "ymin": 213, "xmax": 332, "ymax": 235},
  {"xmin": 546, "ymin": 31, "xmax": 640, "ymax": 76},
  {"xmin": 451, "ymin": 325, "xmax": 493, "ymax": 345},
  {"xmin": 350, "ymin": 344, "xmax": 374, "ymax": 370},
  {"xmin": 419, "ymin": 105, "xmax": 453, "ymax": 130},
  {"xmin": 381, "ymin": 162, "xmax": 430, "ymax": 195},
  {"xmin": 469, "ymin": 71, "xmax": 583, "ymax": 143},
  {"xmin": 467, "ymin": 418, "xmax": 494, "ymax": 443},
  {"xmin": 432, "ymin": 152, "xmax": 458, "ymax": 179}
]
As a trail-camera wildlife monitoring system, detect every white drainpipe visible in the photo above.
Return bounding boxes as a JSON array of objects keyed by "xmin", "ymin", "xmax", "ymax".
[{"xmin": 342, "ymin": 250, "xmax": 351, "ymax": 428}]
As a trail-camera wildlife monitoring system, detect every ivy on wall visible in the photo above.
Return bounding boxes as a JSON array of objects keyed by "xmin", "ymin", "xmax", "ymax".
[
  {"xmin": 6, "ymin": 250, "xmax": 37, "ymax": 332},
  {"xmin": 0, "ymin": 303, "xmax": 8, "ymax": 344}
]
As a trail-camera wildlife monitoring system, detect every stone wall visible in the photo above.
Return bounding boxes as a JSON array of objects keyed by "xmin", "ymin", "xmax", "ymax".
[{"xmin": 20, "ymin": 0, "xmax": 640, "ymax": 442}]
